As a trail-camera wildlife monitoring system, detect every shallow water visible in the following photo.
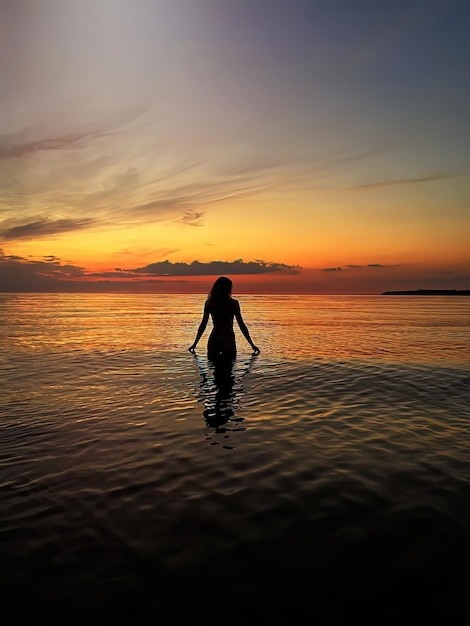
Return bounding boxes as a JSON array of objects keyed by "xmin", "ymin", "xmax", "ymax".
[{"xmin": 1, "ymin": 294, "xmax": 469, "ymax": 622}]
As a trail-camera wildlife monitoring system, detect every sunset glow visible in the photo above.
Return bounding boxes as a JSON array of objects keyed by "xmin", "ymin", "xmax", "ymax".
[{"xmin": 1, "ymin": 0, "xmax": 469, "ymax": 294}]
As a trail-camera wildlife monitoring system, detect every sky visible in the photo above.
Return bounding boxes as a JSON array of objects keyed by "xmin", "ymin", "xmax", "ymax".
[{"xmin": 1, "ymin": 0, "xmax": 469, "ymax": 294}]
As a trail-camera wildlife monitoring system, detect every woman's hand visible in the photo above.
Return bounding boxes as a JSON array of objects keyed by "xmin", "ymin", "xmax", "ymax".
[{"xmin": 188, "ymin": 344, "xmax": 196, "ymax": 354}]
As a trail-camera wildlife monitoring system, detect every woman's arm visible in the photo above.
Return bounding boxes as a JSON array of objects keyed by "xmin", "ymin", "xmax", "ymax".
[
  {"xmin": 188, "ymin": 303, "xmax": 210, "ymax": 353},
  {"xmin": 234, "ymin": 300, "xmax": 260, "ymax": 354}
]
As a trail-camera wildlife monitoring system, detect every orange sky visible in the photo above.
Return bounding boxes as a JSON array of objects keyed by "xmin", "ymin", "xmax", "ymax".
[{"xmin": 1, "ymin": 1, "xmax": 469, "ymax": 293}]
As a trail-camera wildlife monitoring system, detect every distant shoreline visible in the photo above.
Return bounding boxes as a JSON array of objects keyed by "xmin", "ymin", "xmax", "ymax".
[{"xmin": 382, "ymin": 289, "xmax": 470, "ymax": 296}]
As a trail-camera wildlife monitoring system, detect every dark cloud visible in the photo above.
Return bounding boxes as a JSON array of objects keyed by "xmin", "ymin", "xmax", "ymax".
[
  {"xmin": 0, "ymin": 217, "xmax": 96, "ymax": 240},
  {"xmin": 0, "ymin": 251, "xmax": 301, "ymax": 292},
  {"xmin": 0, "ymin": 253, "xmax": 85, "ymax": 291},
  {"xmin": 126, "ymin": 259, "xmax": 301, "ymax": 276},
  {"xmin": 349, "ymin": 173, "xmax": 452, "ymax": 190},
  {"xmin": 322, "ymin": 267, "xmax": 344, "ymax": 272},
  {"xmin": 0, "ymin": 251, "xmax": 189, "ymax": 292}
]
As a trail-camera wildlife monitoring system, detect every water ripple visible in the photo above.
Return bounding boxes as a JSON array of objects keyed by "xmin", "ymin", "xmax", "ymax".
[{"xmin": 1, "ymin": 294, "xmax": 469, "ymax": 620}]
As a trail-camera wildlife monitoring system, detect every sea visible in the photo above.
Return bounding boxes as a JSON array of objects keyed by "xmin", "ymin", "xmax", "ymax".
[{"xmin": 1, "ymin": 293, "xmax": 469, "ymax": 623}]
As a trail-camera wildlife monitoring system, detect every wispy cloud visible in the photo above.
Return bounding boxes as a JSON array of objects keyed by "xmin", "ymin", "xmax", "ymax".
[
  {"xmin": 0, "ymin": 217, "xmax": 96, "ymax": 240},
  {"xmin": 179, "ymin": 210, "xmax": 204, "ymax": 226},
  {"xmin": 349, "ymin": 173, "xmax": 452, "ymax": 190},
  {"xmin": 0, "ymin": 123, "xmax": 310, "ymax": 243},
  {"xmin": 0, "ymin": 114, "xmax": 399, "ymax": 249},
  {"xmin": 115, "ymin": 247, "xmax": 179, "ymax": 263},
  {"xmin": 0, "ymin": 129, "xmax": 117, "ymax": 159},
  {"xmin": 310, "ymin": 148, "xmax": 388, "ymax": 175},
  {"xmin": 324, "ymin": 263, "xmax": 402, "ymax": 272}
]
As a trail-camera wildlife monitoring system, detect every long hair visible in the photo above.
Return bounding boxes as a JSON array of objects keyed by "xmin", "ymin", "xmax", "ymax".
[{"xmin": 207, "ymin": 276, "xmax": 232, "ymax": 304}]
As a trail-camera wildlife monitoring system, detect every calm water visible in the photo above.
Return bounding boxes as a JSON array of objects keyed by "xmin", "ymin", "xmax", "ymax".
[{"xmin": 1, "ymin": 293, "xmax": 469, "ymax": 623}]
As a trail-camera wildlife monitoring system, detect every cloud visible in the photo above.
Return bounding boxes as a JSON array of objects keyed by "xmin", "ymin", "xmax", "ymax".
[
  {"xmin": 0, "ymin": 250, "xmax": 190, "ymax": 292},
  {"xmin": 0, "ymin": 251, "xmax": 85, "ymax": 291},
  {"xmin": 324, "ymin": 263, "xmax": 403, "ymax": 272},
  {"xmin": 115, "ymin": 247, "xmax": 179, "ymax": 263},
  {"xmin": 309, "ymin": 148, "xmax": 387, "ymax": 175},
  {"xmin": 0, "ymin": 120, "xmax": 396, "ymax": 254},
  {"xmin": 179, "ymin": 210, "xmax": 204, "ymax": 226},
  {"xmin": 123, "ymin": 176, "xmax": 271, "ymax": 215},
  {"xmin": 0, "ymin": 114, "xmax": 398, "ymax": 253},
  {"xmin": 0, "ymin": 115, "xmax": 397, "ymax": 249},
  {"xmin": 349, "ymin": 173, "xmax": 452, "ymax": 190},
  {"xmin": 0, "ymin": 217, "xmax": 96, "ymax": 240},
  {"xmin": 0, "ymin": 129, "xmax": 116, "ymax": 159},
  {"xmin": 0, "ymin": 128, "xmax": 293, "ymax": 243},
  {"xmin": 88, "ymin": 271, "xmax": 144, "ymax": 279},
  {"xmin": 0, "ymin": 250, "xmax": 301, "ymax": 292},
  {"xmin": 125, "ymin": 259, "xmax": 301, "ymax": 276}
]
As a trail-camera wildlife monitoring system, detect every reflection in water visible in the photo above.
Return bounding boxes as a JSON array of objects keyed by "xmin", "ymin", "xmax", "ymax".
[{"xmin": 192, "ymin": 353, "xmax": 258, "ymax": 431}]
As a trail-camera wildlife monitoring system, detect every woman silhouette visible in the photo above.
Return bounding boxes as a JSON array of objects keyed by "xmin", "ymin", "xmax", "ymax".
[{"xmin": 188, "ymin": 276, "xmax": 260, "ymax": 360}]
